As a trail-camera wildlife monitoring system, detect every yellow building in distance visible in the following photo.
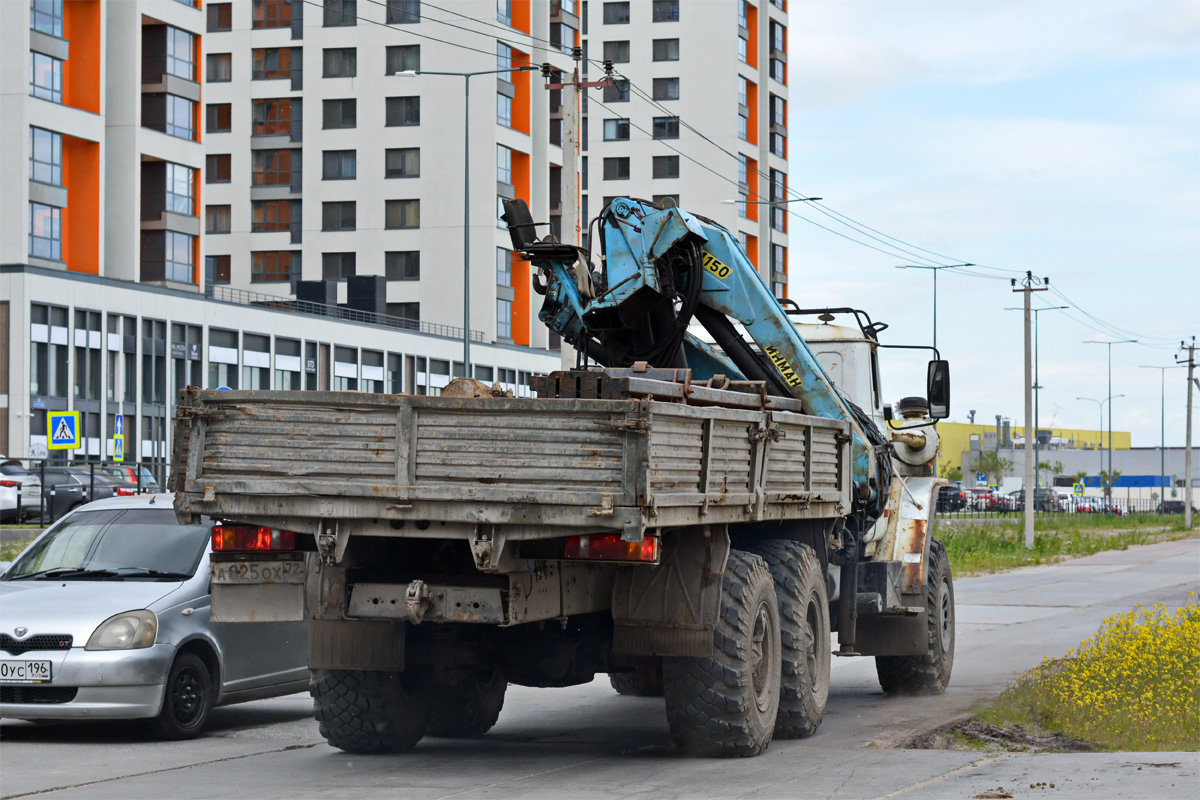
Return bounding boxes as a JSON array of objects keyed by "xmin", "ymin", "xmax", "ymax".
[{"xmin": 936, "ymin": 422, "xmax": 1132, "ymax": 477}]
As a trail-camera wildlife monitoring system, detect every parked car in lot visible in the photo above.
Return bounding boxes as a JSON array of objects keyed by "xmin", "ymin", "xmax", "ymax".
[
  {"xmin": 98, "ymin": 465, "xmax": 159, "ymax": 492},
  {"xmin": 0, "ymin": 494, "xmax": 308, "ymax": 738},
  {"xmin": 66, "ymin": 468, "xmax": 138, "ymax": 502},
  {"xmin": 937, "ymin": 483, "xmax": 967, "ymax": 512},
  {"xmin": 0, "ymin": 459, "xmax": 42, "ymax": 523},
  {"xmin": 1007, "ymin": 488, "xmax": 1063, "ymax": 512},
  {"xmin": 1156, "ymin": 500, "xmax": 1198, "ymax": 515},
  {"xmin": 965, "ymin": 487, "xmax": 997, "ymax": 511}
]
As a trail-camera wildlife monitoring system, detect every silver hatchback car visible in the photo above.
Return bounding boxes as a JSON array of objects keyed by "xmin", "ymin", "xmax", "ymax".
[{"xmin": 0, "ymin": 494, "xmax": 308, "ymax": 738}]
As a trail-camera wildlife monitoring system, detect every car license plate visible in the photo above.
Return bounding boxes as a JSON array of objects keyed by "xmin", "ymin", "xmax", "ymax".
[{"xmin": 0, "ymin": 660, "xmax": 53, "ymax": 684}]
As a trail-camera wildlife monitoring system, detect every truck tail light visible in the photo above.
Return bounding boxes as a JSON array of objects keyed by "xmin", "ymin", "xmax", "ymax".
[
  {"xmin": 563, "ymin": 533, "xmax": 659, "ymax": 563},
  {"xmin": 212, "ymin": 525, "xmax": 297, "ymax": 552}
]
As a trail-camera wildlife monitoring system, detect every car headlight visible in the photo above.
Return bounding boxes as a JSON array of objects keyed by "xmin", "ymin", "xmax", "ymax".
[{"xmin": 85, "ymin": 610, "xmax": 158, "ymax": 650}]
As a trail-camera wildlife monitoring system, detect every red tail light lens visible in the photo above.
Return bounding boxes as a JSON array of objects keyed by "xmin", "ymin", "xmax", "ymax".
[
  {"xmin": 0, "ymin": 480, "xmax": 21, "ymax": 488},
  {"xmin": 211, "ymin": 525, "xmax": 297, "ymax": 552},
  {"xmin": 563, "ymin": 533, "xmax": 659, "ymax": 563},
  {"xmin": 113, "ymin": 487, "xmax": 136, "ymax": 496}
]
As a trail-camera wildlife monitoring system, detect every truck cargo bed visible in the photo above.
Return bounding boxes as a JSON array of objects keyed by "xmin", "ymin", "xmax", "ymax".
[{"xmin": 172, "ymin": 388, "xmax": 851, "ymax": 538}]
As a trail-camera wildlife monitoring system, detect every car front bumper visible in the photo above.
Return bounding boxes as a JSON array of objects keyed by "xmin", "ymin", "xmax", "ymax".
[{"xmin": 0, "ymin": 643, "xmax": 174, "ymax": 721}]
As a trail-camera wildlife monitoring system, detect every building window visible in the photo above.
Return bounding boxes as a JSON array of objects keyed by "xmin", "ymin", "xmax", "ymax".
[
  {"xmin": 323, "ymin": 48, "xmax": 357, "ymax": 78},
  {"xmin": 30, "ymin": 52, "xmax": 62, "ymax": 103},
  {"xmin": 252, "ymin": 98, "xmax": 296, "ymax": 136},
  {"xmin": 31, "ymin": 0, "xmax": 65, "ymax": 37},
  {"xmin": 206, "ymin": 53, "xmax": 232, "ymax": 82},
  {"xmin": 386, "ymin": 199, "xmax": 420, "ymax": 229},
  {"xmin": 386, "ymin": 0, "xmax": 420, "ymax": 24},
  {"xmin": 251, "ymin": 251, "xmax": 294, "ymax": 282},
  {"xmin": 738, "ymin": 75, "xmax": 748, "ymax": 108},
  {"xmin": 770, "ymin": 94, "xmax": 786, "ymax": 157},
  {"xmin": 385, "ymin": 147, "xmax": 420, "ymax": 178},
  {"xmin": 652, "ymin": 38, "xmax": 679, "ymax": 61},
  {"xmin": 389, "ymin": 303, "xmax": 419, "ymax": 323},
  {"xmin": 28, "ymin": 202, "xmax": 61, "ymax": 261},
  {"xmin": 652, "ymin": 0, "xmax": 679, "ymax": 22},
  {"xmin": 251, "ymin": 199, "xmax": 296, "ymax": 232},
  {"xmin": 386, "ymin": 251, "xmax": 420, "ymax": 280},
  {"xmin": 497, "ymin": 0, "xmax": 511, "ymax": 25},
  {"xmin": 652, "ymin": 116, "xmax": 679, "ymax": 139},
  {"xmin": 166, "ymin": 163, "xmax": 195, "ymax": 215},
  {"xmin": 550, "ymin": 23, "xmax": 576, "ymax": 55},
  {"xmin": 322, "ymin": 201, "xmax": 356, "ymax": 231},
  {"xmin": 603, "ymin": 41, "xmax": 629, "ymax": 63},
  {"xmin": 603, "ymin": 157, "xmax": 630, "ymax": 180},
  {"xmin": 207, "ymin": 2, "xmax": 232, "ymax": 32},
  {"xmin": 603, "ymin": 2, "xmax": 629, "ymax": 24},
  {"xmin": 603, "ymin": 81, "xmax": 629, "ymax": 103},
  {"xmin": 323, "ymin": 150, "xmax": 356, "ymax": 180},
  {"xmin": 206, "ymin": 154, "xmax": 231, "ymax": 183},
  {"xmin": 323, "ymin": 98, "xmax": 357, "ymax": 129},
  {"xmin": 166, "ymin": 95, "xmax": 195, "ymax": 139},
  {"xmin": 386, "ymin": 96, "xmax": 420, "ymax": 126},
  {"xmin": 251, "ymin": 148, "xmax": 296, "ymax": 185},
  {"xmin": 652, "ymin": 155, "xmax": 679, "ymax": 179},
  {"xmin": 206, "ymin": 103, "xmax": 231, "ymax": 133},
  {"xmin": 29, "ymin": 127, "xmax": 62, "ymax": 186},
  {"xmin": 496, "ymin": 247, "xmax": 512, "ymax": 286},
  {"xmin": 323, "ymin": 0, "xmax": 356, "ymax": 26},
  {"xmin": 497, "ymin": 42, "xmax": 513, "ymax": 74},
  {"xmin": 206, "ymin": 205, "xmax": 231, "ymax": 234},
  {"xmin": 166, "ymin": 27, "xmax": 195, "ymax": 80},
  {"xmin": 602, "ymin": 118, "xmax": 630, "ymax": 141},
  {"xmin": 738, "ymin": 0, "xmax": 747, "ymax": 28},
  {"xmin": 322, "ymin": 252, "xmax": 356, "ymax": 280},
  {"xmin": 653, "ymin": 77, "xmax": 679, "ymax": 101},
  {"xmin": 652, "ymin": 194, "xmax": 679, "ymax": 207},
  {"xmin": 496, "ymin": 299, "xmax": 512, "ymax": 339},
  {"xmin": 207, "ymin": 255, "xmax": 231, "ymax": 284},
  {"xmin": 253, "ymin": 48, "xmax": 295, "ymax": 79},
  {"xmin": 386, "ymin": 45, "xmax": 420, "ymax": 74},
  {"xmin": 253, "ymin": 0, "xmax": 293, "ymax": 28},
  {"xmin": 770, "ymin": 168, "xmax": 786, "ymax": 231},
  {"xmin": 165, "ymin": 232, "xmax": 194, "ymax": 283},
  {"xmin": 497, "ymin": 93, "xmax": 512, "ymax": 126},
  {"xmin": 496, "ymin": 145, "xmax": 513, "ymax": 185}
]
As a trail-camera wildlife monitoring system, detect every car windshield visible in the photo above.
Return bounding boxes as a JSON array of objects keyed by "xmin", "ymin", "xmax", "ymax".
[
  {"xmin": 3, "ymin": 508, "xmax": 211, "ymax": 580},
  {"xmin": 1, "ymin": 463, "xmax": 29, "ymax": 476}
]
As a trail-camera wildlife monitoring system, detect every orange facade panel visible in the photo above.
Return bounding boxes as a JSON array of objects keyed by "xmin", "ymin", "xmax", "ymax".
[
  {"xmin": 746, "ymin": 3, "xmax": 759, "ymax": 69},
  {"xmin": 745, "ymin": 234, "xmax": 759, "ymax": 271},
  {"xmin": 63, "ymin": 0, "xmax": 101, "ymax": 114},
  {"xmin": 61, "ymin": 136, "xmax": 100, "ymax": 274},
  {"xmin": 746, "ymin": 81, "xmax": 758, "ymax": 146},
  {"xmin": 512, "ymin": 49, "xmax": 531, "ymax": 135},
  {"xmin": 746, "ymin": 157, "xmax": 760, "ymax": 222},
  {"xmin": 512, "ymin": 0, "xmax": 530, "ymax": 34},
  {"xmin": 511, "ymin": 150, "xmax": 532, "ymax": 345}
]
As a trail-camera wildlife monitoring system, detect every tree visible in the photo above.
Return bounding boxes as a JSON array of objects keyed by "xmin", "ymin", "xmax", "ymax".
[
  {"xmin": 1098, "ymin": 469, "xmax": 1121, "ymax": 500},
  {"xmin": 975, "ymin": 451, "xmax": 1013, "ymax": 486},
  {"xmin": 1072, "ymin": 470, "xmax": 1088, "ymax": 486},
  {"xmin": 939, "ymin": 462, "xmax": 963, "ymax": 482}
]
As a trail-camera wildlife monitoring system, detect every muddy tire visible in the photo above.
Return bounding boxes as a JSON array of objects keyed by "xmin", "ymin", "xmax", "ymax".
[
  {"xmin": 876, "ymin": 539, "xmax": 955, "ymax": 695},
  {"xmin": 609, "ymin": 660, "xmax": 664, "ymax": 697},
  {"xmin": 312, "ymin": 668, "xmax": 433, "ymax": 753},
  {"xmin": 427, "ymin": 668, "xmax": 507, "ymax": 737},
  {"xmin": 742, "ymin": 539, "xmax": 830, "ymax": 738},
  {"xmin": 663, "ymin": 549, "xmax": 781, "ymax": 757}
]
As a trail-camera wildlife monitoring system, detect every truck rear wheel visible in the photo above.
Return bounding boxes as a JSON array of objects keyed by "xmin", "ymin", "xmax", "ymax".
[
  {"xmin": 427, "ymin": 667, "xmax": 507, "ymax": 737},
  {"xmin": 663, "ymin": 549, "xmax": 781, "ymax": 757},
  {"xmin": 743, "ymin": 539, "xmax": 829, "ymax": 738},
  {"xmin": 312, "ymin": 668, "xmax": 433, "ymax": 753},
  {"xmin": 609, "ymin": 659, "xmax": 664, "ymax": 697},
  {"xmin": 875, "ymin": 538, "xmax": 955, "ymax": 695}
]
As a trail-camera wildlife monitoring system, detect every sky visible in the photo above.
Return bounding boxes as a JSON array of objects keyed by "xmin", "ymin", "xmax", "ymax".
[{"xmin": 784, "ymin": 0, "xmax": 1199, "ymax": 448}]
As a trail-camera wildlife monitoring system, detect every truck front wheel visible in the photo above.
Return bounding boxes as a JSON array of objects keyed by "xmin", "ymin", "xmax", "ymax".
[
  {"xmin": 427, "ymin": 667, "xmax": 507, "ymax": 737},
  {"xmin": 875, "ymin": 538, "xmax": 955, "ymax": 695},
  {"xmin": 663, "ymin": 549, "xmax": 781, "ymax": 757},
  {"xmin": 312, "ymin": 668, "xmax": 433, "ymax": 753}
]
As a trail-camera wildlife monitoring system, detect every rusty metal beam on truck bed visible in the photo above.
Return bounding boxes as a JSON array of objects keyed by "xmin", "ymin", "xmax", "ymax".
[{"xmin": 531, "ymin": 366, "xmax": 807, "ymax": 414}]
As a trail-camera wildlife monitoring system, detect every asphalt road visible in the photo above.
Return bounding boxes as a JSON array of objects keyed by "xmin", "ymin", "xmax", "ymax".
[{"xmin": 2, "ymin": 539, "xmax": 1197, "ymax": 800}]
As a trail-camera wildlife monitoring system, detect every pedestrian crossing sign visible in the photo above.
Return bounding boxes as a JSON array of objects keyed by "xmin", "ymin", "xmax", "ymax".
[
  {"xmin": 113, "ymin": 434, "xmax": 125, "ymax": 462},
  {"xmin": 47, "ymin": 410, "xmax": 81, "ymax": 450},
  {"xmin": 1072, "ymin": 482, "xmax": 1085, "ymax": 495}
]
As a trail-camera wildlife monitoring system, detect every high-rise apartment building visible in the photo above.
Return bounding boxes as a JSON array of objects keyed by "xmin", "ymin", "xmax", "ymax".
[
  {"xmin": 581, "ymin": 0, "xmax": 789, "ymax": 296},
  {"xmin": 201, "ymin": 0, "xmax": 574, "ymax": 350}
]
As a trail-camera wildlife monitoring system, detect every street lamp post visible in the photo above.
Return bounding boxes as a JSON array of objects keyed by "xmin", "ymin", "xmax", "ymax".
[
  {"xmin": 1140, "ymin": 365, "xmax": 1186, "ymax": 507},
  {"xmin": 400, "ymin": 66, "xmax": 537, "ymax": 377},
  {"xmin": 722, "ymin": 196, "xmax": 821, "ymax": 289},
  {"xmin": 1006, "ymin": 305, "xmax": 1068, "ymax": 491},
  {"xmin": 1083, "ymin": 339, "xmax": 1137, "ymax": 476},
  {"xmin": 894, "ymin": 263, "xmax": 974, "ymax": 353},
  {"xmin": 1077, "ymin": 394, "xmax": 1125, "ymax": 489}
]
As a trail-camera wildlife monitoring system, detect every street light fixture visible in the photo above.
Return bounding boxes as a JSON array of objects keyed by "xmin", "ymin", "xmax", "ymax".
[
  {"xmin": 722, "ymin": 196, "xmax": 821, "ymax": 290},
  {"xmin": 1076, "ymin": 394, "xmax": 1125, "ymax": 482},
  {"xmin": 1083, "ymin": 339, "xmax": 1137, "ymax": 476},
  {"xmin": 1140, "ymin": 365, "xmax": 1187, "ymax": 506},
  {"xmin": 1005, "ymin": 305, "xmax": 1068, "ymax": 490},
  {"xmin": 399, "ymin": 66, "xmax": 538, "ymax": 376},
  {"xmin": 894, "ymin": 263, "xmax": 975, "ymax": 353}
]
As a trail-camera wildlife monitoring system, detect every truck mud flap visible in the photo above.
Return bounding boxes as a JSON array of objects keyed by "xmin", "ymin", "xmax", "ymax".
[{"xmin": 309, "ymin": 619, "xmax": 406, "ymax": 671}]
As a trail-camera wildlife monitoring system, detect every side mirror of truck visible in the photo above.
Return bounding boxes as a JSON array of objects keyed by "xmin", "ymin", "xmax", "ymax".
[{"xmin": 927, "ymin": 360, "xmax": 950, "ymax": 419}]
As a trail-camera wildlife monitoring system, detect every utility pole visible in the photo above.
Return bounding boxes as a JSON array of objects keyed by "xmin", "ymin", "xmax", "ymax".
[
  {"xmin": 544, "ymin": 54, "xmax": 613, "ymax": 369},
  {"xmin": 1006, "ymin": 305, "xmax": 1067, "ymax": 492},
  {"xmin": 1084, "ymin": 338, "xmax": 1137, "ymax": 481},
  {"xmin": 1012, "ymin": 272, "xmax": 1048, "ymax": 549},
  {"xmin": 1180, "ymin": 337, "xmax": 1197, "ymax": 530}
]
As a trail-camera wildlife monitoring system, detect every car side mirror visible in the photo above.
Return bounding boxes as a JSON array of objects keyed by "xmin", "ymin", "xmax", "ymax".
[{"xmin": 927, "ymin": 360, "xmax": 950, "ymax": 419}]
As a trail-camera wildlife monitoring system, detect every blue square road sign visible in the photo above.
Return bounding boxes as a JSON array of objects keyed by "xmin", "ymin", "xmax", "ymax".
[{"xmin": 47, "ymin": 411, "xmax": 80, "ymax": 450}]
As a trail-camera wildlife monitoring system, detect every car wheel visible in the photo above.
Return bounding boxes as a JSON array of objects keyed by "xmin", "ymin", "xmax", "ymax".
[{"xmin": 148, "ymin": 652, "xmax": 214, "ymax": 739}]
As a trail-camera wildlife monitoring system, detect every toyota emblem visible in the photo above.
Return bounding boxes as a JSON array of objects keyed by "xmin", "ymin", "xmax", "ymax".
[{"xmin": 14, "ymin": 627, "xmax": 29, "ymax": 638}]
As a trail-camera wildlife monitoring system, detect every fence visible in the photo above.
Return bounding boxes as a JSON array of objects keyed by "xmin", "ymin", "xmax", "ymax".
[
  {"xmin": 935, "ymin": 491, "xmax": 1185, "ymax": 521},
  {"xmin": 1, "ymin": 458, "xmax": 162, "ymax": 526}
]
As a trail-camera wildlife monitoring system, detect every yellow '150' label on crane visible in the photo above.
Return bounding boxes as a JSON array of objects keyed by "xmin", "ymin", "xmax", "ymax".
[
  {"xmin": 764, "ymin": 345, "xmax": 803, "ymax": 387},
  {"xmin": 702, "ymin": 252, "xmax": 732, "ymax": 280}
]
